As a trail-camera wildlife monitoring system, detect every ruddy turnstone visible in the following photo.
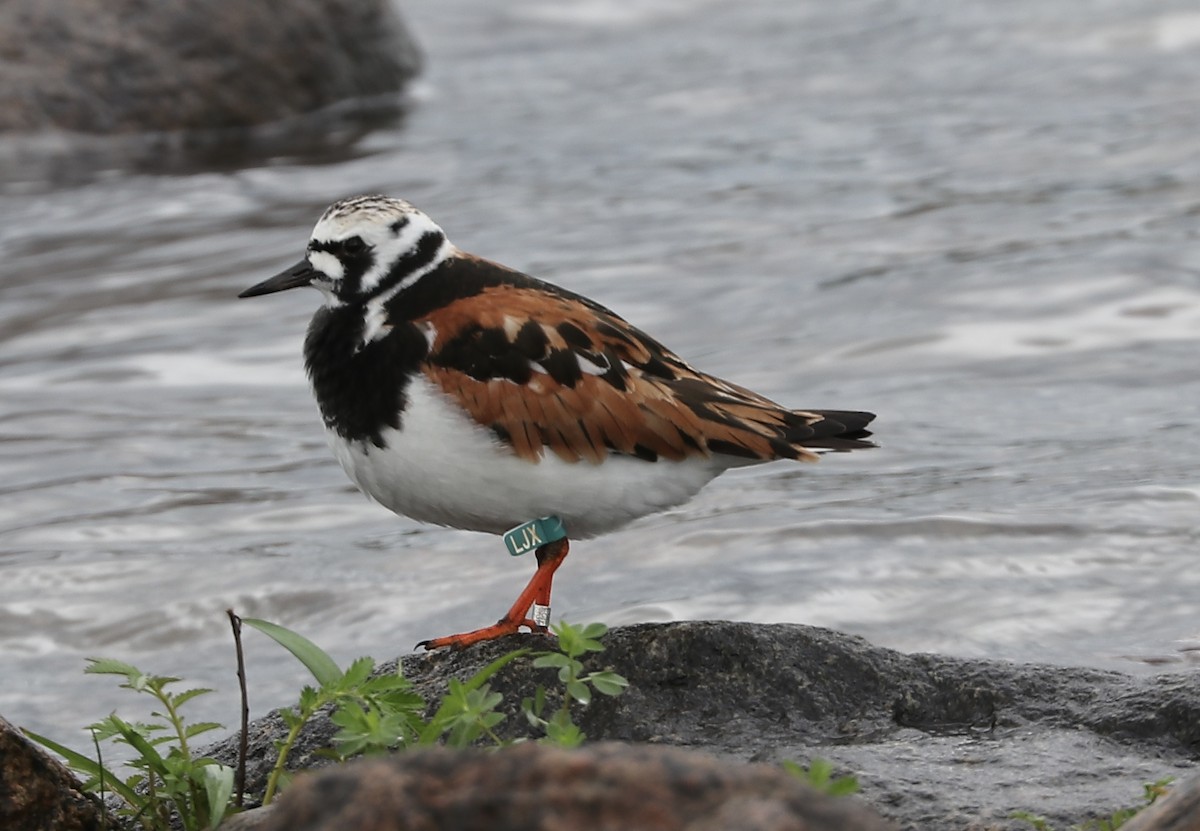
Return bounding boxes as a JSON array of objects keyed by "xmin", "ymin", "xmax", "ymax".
[{"xmin": 239, "ymin": 195, "xmax": 875, "ymax": 649}]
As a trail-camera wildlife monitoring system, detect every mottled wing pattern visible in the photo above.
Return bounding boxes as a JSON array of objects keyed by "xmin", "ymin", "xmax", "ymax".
[{"xmin": 419, "ymin": 275, "xmax": 873, "ymax": 465}]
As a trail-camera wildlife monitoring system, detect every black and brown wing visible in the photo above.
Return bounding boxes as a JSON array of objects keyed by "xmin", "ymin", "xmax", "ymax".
[{"xmin": 417, "ymin": 279, "xmax": 874, "ymax": 465}]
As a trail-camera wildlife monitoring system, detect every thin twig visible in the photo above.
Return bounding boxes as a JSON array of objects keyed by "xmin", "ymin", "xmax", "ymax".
[
  {"xmin": 227, "ymin": 609, "xmax": 249, "ymax": 808},
  {"xmin": 90, "ymin": 727, "xmax": 108, "ymax": 829}
]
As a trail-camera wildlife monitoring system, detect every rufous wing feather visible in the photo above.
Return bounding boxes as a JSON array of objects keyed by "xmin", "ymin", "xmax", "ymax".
[{"xmin": 418, "ymin": 281, "xmax": 873, "ymax": 465}]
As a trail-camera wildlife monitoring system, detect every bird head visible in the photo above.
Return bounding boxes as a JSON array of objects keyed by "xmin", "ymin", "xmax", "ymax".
[{"xmin": 239, "ymin": 195, "xmax": 449, "ymax": 307}]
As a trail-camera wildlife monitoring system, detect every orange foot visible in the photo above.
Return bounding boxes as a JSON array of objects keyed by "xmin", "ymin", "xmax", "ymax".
[{"xmin": 418, "ymin": 538, "xmax": 570, "ymax": 651}]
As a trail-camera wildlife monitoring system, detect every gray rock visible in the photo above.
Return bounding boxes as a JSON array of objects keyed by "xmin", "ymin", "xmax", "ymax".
[
  {"xmin": 0, "ymin": 0, "xmax": 421, "ymax": 134},
  {"xmin": 202, "ymin": 622, "xmax": 1200, "ymax": 829}
]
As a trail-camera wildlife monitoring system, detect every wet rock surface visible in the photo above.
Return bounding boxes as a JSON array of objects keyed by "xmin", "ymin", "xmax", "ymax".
[
  {"xmin": 0, "ymin": 0, "xmax": 421, "ymax": 134},
  {"xmin": 203, "ymin": 622, "xmax": 1200, "ymax": 829}
]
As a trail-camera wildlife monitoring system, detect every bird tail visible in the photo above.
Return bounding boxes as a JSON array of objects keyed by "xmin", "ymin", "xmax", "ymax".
[{"xmin": 789, "ymin": 409, "xmax": 876, "ymax": 452}]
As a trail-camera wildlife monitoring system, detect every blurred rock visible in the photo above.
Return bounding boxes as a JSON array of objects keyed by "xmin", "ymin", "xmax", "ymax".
[
  {"xmin": 0, "ymin": 0, "xmax": 421, "ymax": 134},
  {"xmin": 244, "ymin": 742, "xmax": 895, "ymax": 831},
  {"xmin": 1122, "ymin": 775, "xmax": 1200, "ymax": 831},
  {"xmin": 0, "ymin": 715, "xmax": 105, "ymax": 831},
  {"xmin": 221, "ymin": 804, "xmax": 276, "ymax": 831}
]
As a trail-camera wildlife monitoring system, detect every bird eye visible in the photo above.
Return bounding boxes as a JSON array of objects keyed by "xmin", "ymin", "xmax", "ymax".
[{"xmin": 341, "ymin": 236, "xmax": 368, "ymax": 256}]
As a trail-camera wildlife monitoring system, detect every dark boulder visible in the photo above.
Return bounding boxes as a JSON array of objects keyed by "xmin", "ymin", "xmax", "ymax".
[
  {"xmin": 0, "ymin": 0, "xmax": 421, "ymax": 134},
  {"xmin": 203, "ymin": 621, "xmax": 1200, "ymax": 830}
]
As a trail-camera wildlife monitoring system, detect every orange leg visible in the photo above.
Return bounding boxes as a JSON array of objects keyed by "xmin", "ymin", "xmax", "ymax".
[{"xmin": 418, "ymin": 538, "xmax": 570, "ymax": 650}]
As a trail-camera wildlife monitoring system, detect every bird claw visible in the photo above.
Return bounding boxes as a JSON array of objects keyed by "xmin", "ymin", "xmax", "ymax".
[
  {"xmin": 417, "ymin": 538, "xmax": 569, "ymax": 651},
  {"xmin": 417, "ymin": 620, "xmax": 526, "ymax": 651},
  {"xmin": 417, "ymin": 612, "xmax": 556, "ymax": 651}
]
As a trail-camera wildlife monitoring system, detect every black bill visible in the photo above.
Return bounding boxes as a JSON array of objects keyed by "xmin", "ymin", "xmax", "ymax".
[{"xmin": 238, "ymin": 260, "xmax": 317, "ymax": 298}]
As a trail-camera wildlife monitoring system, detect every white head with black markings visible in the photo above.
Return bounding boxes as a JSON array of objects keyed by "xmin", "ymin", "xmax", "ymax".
[{"xmin": 240, "ymin": 195, "xmax": 452, "ymax": 308}]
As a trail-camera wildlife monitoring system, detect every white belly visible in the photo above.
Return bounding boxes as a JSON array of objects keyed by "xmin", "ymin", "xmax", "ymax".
[{"xmin": 325, "ymin": 375, "xmax": 728, "ymax": 538}]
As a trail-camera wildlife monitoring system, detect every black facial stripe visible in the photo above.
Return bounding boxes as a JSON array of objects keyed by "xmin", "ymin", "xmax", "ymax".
[
  {"xmin": 308, "ymin": 237, "xmax": 367, "ymax": 256},
  {"xmin": 319, "ymin": 230, "xmax": 445, "ymax": 304},
  {"xmin": 369, "ymin": 231, "xmax": 445, "ymax": 299},
  {"xmin": 306, "ymin": 236, "xmax": 376, "ymax": 300},
  {"xmin": 390, "ymin": 216, "xmax": 410, "ymax": 235},
  {"xmin": 385, "ymin": 247, "xmax": 521, "ymax": 321}
]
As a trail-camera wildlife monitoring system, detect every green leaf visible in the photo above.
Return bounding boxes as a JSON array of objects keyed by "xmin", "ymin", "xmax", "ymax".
[
  {"xmin": 783, "ymin": 759, "xmax": 860, "ymax": 798},
  {"xmin": 579, "ymin": 622, "xmax": 609, "ymax": 640},
  {"xmin": 338, "ymin": 657, "xmax": 376, "ymax": 689},
  {"xmin": 361, "ymin": 671, "xmax": 414, "ymax": 692},
  {"xmin": 825, "ymin": 775, "xmax": 860, "ymax": 797},
  {"xmin": 478, "ymin": 711, "xmax": 505, "ymax": 730},
  {"xmin": 330, "ymin": 697, "xmax": 411, "ymax": 758},
  {"xmin": 201, "ymin": 764, "xmax": 236, "ymax": 829},
  {"xmin": 565, "ymin": 679, "xmax": 591, "ymax": 706},
  {"xmin": 171, "ymin": 688, "xmax": 215, "ymax": 709},
  {"xmin": 241, "ymin": 618, "xmax": 342, "ymax": 687},
  {"xmin": 543, "ymin": 710, "xmax": 585, "ymax": 747},
  {"xmin": 521, "ymin": 697, "xmax": 544, "ymax": 729},
  {"xmin": 552, "ymin": 620, "xmax": 607, "ymax": 658},
  {"xmin": 806, "ymin": 758, "xmax": 832, "ymax": 787},
  {"xmin": 1144, "ymin": 778, "xmax": 1174, "ymax": 805},
  {"xmin": 587, "ymin": 671, "xmax": 629, "ymax": 697},
  {"xmin": 297, "ymin": 685, "xmax": 322, "ymax": 715},
  {"xmin": 184, "ymin": 722, "xmax": 225, "ymax": 740},
  {"xmin": 532, "ymin": 653, "xmax": 573, "ymax": 670},
  {"xmin": 83, "ymin": 658, "xmax": 142, "ymax": 680},
  {"xmin": 109, "ymin": 715, "xmax": 167, "ymax": 772},
  {"xmin": 88, "ymin": 715, "xmax": 163, "ymax": 743},
  {"xmin": 373, "ymin": 683, "xmax": 425, "ymax": 707},
  {"xmin": 476, "ymin": 689, "xmax": 503, "ymax": 713},
  {"xmin": 21, "ymin": 728, "xmax": 141, "ymax": 806},
  {"xmin": 1011, "ymin": 811, "xmax": 1053, "ymax": 831}
]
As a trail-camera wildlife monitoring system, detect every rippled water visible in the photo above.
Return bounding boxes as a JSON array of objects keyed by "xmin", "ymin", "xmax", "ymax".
[{"xmin": 3, "ymin": 0, "xmax": 1199, "ymax": 743}]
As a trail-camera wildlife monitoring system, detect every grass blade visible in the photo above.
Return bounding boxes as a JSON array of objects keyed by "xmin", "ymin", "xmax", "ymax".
[
  {"xmin": 241, "ymin": 618, "xmax": 341, "ymax": 687},
  {"xmin": 21, "ymin": 728, "xmax": 141, "ymax": 805},
  {"xmin": 201, "ymin": 764, "xmax": 236, "ymax": 829}
]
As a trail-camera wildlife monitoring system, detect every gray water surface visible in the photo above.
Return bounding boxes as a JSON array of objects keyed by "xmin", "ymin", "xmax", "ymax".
[{"xmin": 3, "ymin": 0, "xmax": 1199, "ymax": 744}]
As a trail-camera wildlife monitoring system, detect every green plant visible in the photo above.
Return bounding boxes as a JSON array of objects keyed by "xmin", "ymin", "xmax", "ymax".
[
  {"xmin": 23, "ymin": 659, "xmax": 234, "ymax": 831},
  {"xmin": 521, "ymin": 621, "xmax": 629, "ymax": 746},
  {"xmin": 24, "ymin": 616, "xmax": 629, "ymax": 830},
  {"xmin": 417, "ymin": 663, "xmax": 512, "ymax": 748},
  {"xmin": 240, "ymin": 617, "xmax": 525, "ymax": 803},
  {"xmin": 1012, "ymin": 811, "xmax": 1054, "ymax": 831},
  {"xmin": 782, "ymin": 758, "xmax": 860, "ymax": 797},
  {"xmin": 1013, "ymin": 777, "xmax": 1174, "ymax": 831}
]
